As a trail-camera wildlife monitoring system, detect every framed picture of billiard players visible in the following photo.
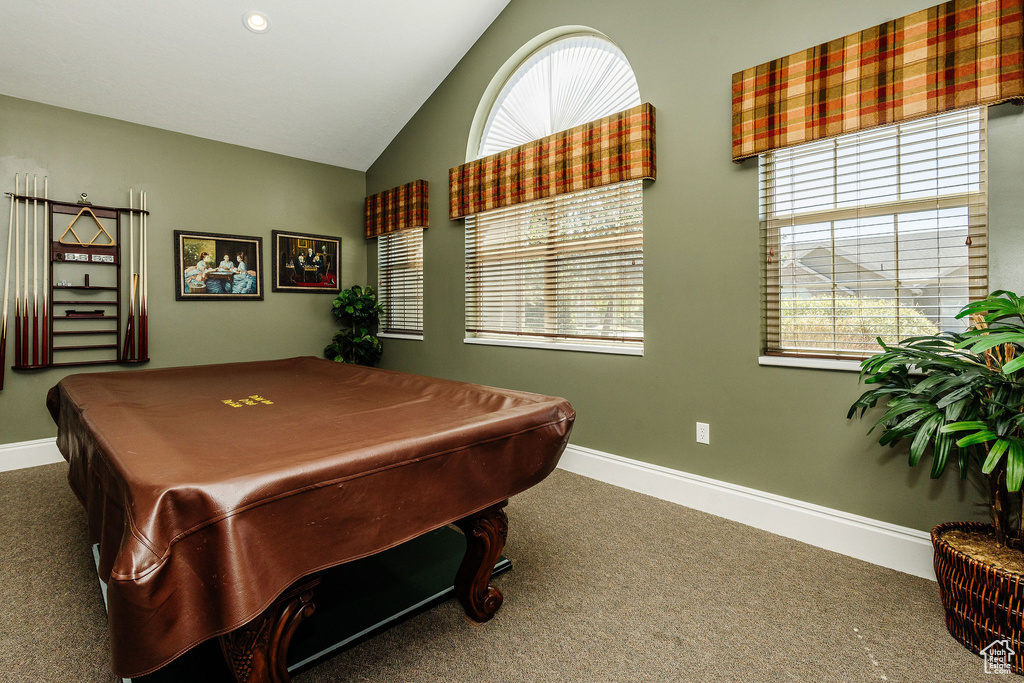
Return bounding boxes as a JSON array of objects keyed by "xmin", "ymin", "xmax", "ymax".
[
  {"xmin": 174, "ymin": 230, "xmax": 264, "ymax": 301},
  {"xmin": 270, "ymin": 230, "xmax": 341, "ymax": 294}
]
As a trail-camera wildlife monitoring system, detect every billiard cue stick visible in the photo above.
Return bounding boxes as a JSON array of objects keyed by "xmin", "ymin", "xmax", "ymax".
[
  {"xmin": 143, "ymin": 190, "xmax": 149, "ymax": 359},
  {"xmin": 1, "ymin": 182, "xmax": 14, "ymax": 388},
  {"xmin": 31, "ymin": 175, "xmax": 38, "ymax": 367},
  {"xmin": 21, "ymin": 175, "xmax": 28, "ymax": 366},
  {"xmin": 125, "ymin": 188, "xmax": 135, "ymax": 360},
  {"xmin": 140, "ymin": 191, "xmax": 148, "ymax": 359},
  {"xmin": 137, "ymin": 191, "xmax": 143, "ymax": 359},
  {"xmin": 13, "ymin": 174, "xmax": 21, "ymax": 368},
  {"xmin": 41, "ymin": 177, "xmax": 48, "ymax": 365}
]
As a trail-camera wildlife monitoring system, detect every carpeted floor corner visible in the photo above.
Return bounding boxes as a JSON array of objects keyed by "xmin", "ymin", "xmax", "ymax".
[{"xmin": 0, "ymin": 463, "xmax": 991, "ymax": 682}]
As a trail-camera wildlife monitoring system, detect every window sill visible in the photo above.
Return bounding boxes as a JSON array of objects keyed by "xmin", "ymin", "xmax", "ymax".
[
  {"xmin": 379, "ymin": 332, "xmax": 423, "ymax": 341},
  {"xmin": 464, "ymin": 337, "xmax": 643, "ymax": 356},
  {"xmin": 758, "ymin": 356, "xmax": 865, "ymax": 372}
]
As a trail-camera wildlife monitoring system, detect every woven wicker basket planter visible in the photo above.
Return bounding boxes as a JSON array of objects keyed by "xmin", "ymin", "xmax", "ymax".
[{"xmin": 933, "ymin": 521, "xmax": 1024, "ymax": 673}]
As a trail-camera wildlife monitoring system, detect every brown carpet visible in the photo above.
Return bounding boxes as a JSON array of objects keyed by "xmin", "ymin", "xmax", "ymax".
[{"xmin": 0, "ymin": 463, "xmax": 990, "ymax": 682}]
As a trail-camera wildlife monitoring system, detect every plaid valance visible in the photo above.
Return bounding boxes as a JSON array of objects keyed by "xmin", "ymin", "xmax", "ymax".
[
  {"xmin": 732, "ymin": 0, "xmax": 1024, "ymax": 161},
  {"xmin": 449, "ymin": 102, "xmax": 656, "ymax": 220},
  {"xmin": 364, "ymin": 180, "xmax": 428, "ymax": 239}
]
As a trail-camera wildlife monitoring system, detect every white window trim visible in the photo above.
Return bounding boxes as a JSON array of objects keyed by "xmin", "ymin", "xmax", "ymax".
[
  {"xmin": 464, "ymin": 30, "xmax": 644, "ymax": 355},
  {"xmin": 464, "ymin": 336, "xmax": 643, "ymax": 356},
  {"xmin": 758, "ymin": 354, "xmax": 929, "ymax": 376},
  {"xmin": 474, "ymin": 34, "xmax": 639, "ymax": 159},
  {"xmin": 760, "ymin": 107, "xmax": 987, "ymax": 363},
  {"xmin": 464, "ymin": 181, "xmax": 644, "ymax": 352},
  {"xmin": 379, "ymin": 332, "xmax": 424, "ymax": 341},
  {"xmin": 378, "ymin": 228, "xmax": 424, "ymax": 337},
  {"xmin": 758, "ymin": 355, "xmax": 864, "ymax": 372},
  {"xmin": 465, "ymin": 25, "xmax": 620, "ymax": 162}
]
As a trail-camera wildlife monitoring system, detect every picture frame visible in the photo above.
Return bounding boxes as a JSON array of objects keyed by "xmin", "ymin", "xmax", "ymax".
[
  {"xmin": 270, "ymin": 230, "xmax": 341, "ymax": 293},
  {"xmin": 174, "ymin": 230, "xmax": 263, "ymax": 301}
]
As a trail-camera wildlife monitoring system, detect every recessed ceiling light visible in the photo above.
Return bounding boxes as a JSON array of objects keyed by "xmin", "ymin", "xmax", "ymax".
[{"xmin": 243, "ymin": 11, "xmax": 269, "ymax": 33}]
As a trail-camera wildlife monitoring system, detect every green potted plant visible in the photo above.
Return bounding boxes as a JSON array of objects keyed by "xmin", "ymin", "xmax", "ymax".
[
  {"xmin": 849, "ymin": 290, "xmax": 1024, "ymax": 668},
  {"xmin": 324, "ymin": 284, "xmax": 384, "ymax": 366}
]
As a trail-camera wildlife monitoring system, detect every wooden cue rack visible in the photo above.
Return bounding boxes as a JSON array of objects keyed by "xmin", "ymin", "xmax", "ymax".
[{"xmin": 8, "ymin": 195, "xmax": 149, "ymax": 370}]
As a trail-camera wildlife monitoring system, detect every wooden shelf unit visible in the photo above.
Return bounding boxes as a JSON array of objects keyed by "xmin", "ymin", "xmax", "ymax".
[{"xmin": 9, "ymin": 195, "xmax": 150, "ymax": 370}]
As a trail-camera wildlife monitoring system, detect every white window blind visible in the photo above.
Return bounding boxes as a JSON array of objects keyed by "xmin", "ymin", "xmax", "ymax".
[
  {"xmin": 761, "ymin": 107, "xmax": 988, "ymax": 360},
  {"xmin": 378, "ymin": 228, "xmax": 424, "ymax": 337},
  {"xmin": 477, "ymin": 34, "xmax": 640, "ymax": 158},
  {"xmin": 465, "ymin": 180, "xmax": 643, "ymax": 349}
]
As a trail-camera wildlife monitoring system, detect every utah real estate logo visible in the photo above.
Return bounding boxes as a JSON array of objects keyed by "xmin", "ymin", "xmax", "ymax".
[{"xmin": 982, "ymin": 639, "xmax": 1015, "ymax": 675}]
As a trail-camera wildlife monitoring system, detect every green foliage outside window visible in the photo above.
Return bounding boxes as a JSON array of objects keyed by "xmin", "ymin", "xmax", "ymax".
[{"xmin": 780, "ymin": 295, "xmax": 941, "ymax": 353}]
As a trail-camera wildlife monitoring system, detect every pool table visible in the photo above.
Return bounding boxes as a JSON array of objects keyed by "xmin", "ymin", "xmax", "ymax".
[{"xmin": 47, "ymin": 357, "xmax": 574, "ymax": 682}]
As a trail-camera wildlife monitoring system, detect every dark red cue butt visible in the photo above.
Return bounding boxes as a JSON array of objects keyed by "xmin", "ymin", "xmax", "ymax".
[
  {"xmin": 41, "ymin": 310, "xmax": 48, "ymax": 365},
  {"xmin": 32, "ymin": 304, "xmax": 37, "ymax": 366},
  {"xmin": 122, "ymin": 312, "xmax": 134, "ymax": 360},
  {"xmin": 14, "ymin": 301, "xmax": 21, "ymax": 366},
  {"xmin": 21, "ymin": 303, "xmax": 27, "ymax": 366},
  {"xmin": 0, "ymin": 319, "xmax": 7, "ymax": 389}
]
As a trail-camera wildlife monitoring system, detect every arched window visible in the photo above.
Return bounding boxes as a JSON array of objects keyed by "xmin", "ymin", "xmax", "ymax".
[
  {"xmin": 476, "ymin": 34, "xmax": 640, "ymax": 158},
  {"xmin": 464, "ymin": 31, "xmax": 646, "ymax": 355}
]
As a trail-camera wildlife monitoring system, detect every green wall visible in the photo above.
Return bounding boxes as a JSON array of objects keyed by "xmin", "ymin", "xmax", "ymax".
[
  {"xmin": 0, "ymin": 95, "xmax": 366, "ymax": 443},
  {"xmin": 366, "ymin": 0, "xmax": 1024, "ymax": 531}
]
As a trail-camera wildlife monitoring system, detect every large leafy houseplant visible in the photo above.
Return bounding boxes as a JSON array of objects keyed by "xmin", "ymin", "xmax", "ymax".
[
  {"xmin": 324, "ymin": 284, "xmax": 384, "ymax": 366},
  {"xmin": 849, "ymin": 290, "xmax": 1024, "ymax": 549}
]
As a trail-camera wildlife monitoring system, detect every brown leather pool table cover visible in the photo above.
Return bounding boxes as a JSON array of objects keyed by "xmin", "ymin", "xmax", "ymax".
[{"xmin": 46, "ymin": 357, "xmax": 575, "ymax": 677}]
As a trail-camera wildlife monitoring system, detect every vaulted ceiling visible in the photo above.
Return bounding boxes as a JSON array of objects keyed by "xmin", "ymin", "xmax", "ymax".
[{"xmin": 0, "ymin": 1, "xmax": 510, "ymax": 171}]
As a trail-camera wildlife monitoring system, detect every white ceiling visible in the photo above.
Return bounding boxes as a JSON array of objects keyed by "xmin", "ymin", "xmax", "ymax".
[{"xmin": 0, "ymin": 0, "xmax": 510, "ymax": 171}]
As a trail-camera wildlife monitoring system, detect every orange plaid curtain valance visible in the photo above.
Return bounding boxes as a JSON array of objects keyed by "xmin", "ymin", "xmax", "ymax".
[
  {"xmin": 364, "ymin": 180, "xmax": 428, "ymax": 239},
  {"xmin": 732, "ymin": 0, "xmax": 1024, "ymax": 161},
  {"xmin": 449, "ymin": 102, "xmax": 656, "ymax": 220}
]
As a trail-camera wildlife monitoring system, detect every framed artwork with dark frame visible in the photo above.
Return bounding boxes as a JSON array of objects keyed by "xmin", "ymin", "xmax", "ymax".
[
  {"xmin": 270, "ymin": 230, "xmax": 341, "ymax": 293},
  {"xmin": 174, "ymin": 230, "xmax": 264, "ymax": 301}
]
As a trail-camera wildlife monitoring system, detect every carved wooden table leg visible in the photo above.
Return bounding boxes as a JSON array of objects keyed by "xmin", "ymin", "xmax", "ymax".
[
  {"xmin": 219, "ymin": 575, "xmax": 321, "ymax": 683},
  {"xmin": 453, "ymin": 500, "xmax": 509, "ymax": 622}
]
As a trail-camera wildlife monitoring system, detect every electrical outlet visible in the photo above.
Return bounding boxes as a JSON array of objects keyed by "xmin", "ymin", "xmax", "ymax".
[{"xmin": 696, "ymin": 422, "xmax": 710, "ymax": 445}]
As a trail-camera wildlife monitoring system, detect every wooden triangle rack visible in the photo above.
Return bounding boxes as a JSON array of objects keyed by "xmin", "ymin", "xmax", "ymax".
[{"xmin": 59, "ymin": 206, "xmax": 116, "ymax": 246}]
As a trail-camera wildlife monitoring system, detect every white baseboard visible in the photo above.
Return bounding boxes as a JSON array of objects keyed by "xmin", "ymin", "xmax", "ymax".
[
  {"xmin": 3, "ymin": 436, "xmax": 934, "ymax": 579},
  {"xmin": 558, "ymin": 443, "xmax": 936, "ymax": 581},
  {"xmin": 0, "ymin": 437, "xmax": 63, "ymax": 472}
]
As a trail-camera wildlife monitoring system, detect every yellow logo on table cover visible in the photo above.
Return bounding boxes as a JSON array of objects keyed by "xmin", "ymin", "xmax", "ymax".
[{"xmin": 222, "ymin": 395, "xmax": 274, "ymax": 408}]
